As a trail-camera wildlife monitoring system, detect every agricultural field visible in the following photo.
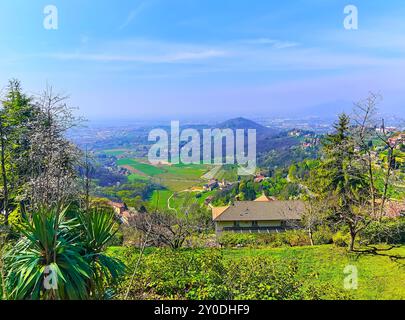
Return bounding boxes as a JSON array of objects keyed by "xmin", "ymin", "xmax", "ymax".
[
  {"xmin": 102, "ymin": 149, "xmax": 129, "ymax": 156},
  {"xmin": 116, "ymin": 158, "xmax": 211, "ymax": 187},
  {"xmin": 114, "ymin": 157, "xmax": 216, "ymax": 210},
  {"xmin": 213, "ymin": 164, "xmax": 240, "ymax": 182},
  {"xmin": 117, "ymin": 158, "xmax": 166, "ymax": 176},
  {"xmin": 149, "ymin": 189, "xmax": 216, "ymax": 212}
]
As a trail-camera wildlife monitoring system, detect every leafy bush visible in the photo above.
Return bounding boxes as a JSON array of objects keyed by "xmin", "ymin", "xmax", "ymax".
[
  {"xmin": 7, "ymin": 207, "xmax": 24, "ymax": 233},
  {"xmin": 120, "ymin": 249, "xmax": 348, "ymax": 300},
  {"xmin": 109, "ymin": 230, "xmax": 124, "ymax": 246},
  {"xmin": 360, "ymin": 218, "xmax": 405, "ymax": 245},
  {"xmin": 313, "ymin": 226, "xmax": 334, "ymax": 245},
  {"xmin": 333, "ymin": 231, "xmax": 350, "ymax": 248},
  {"xmin": 218, "ymin": 233, "xmax": 257, "ymax": 247},
  {"xmin": 280, "ymin": 230, "xmax": 311, "ymax": 247},
  {"xmin": 124, "ymin": 249, "xmax": 226, "ymax": 300},
  {"xmin": 218, "ymin": 230, "xmax": 311, "ymax": 248}
]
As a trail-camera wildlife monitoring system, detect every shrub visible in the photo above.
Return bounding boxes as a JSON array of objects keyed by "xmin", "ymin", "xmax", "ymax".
[
  {"xmin": 360, "ymin": 218, "xmax": 405, "ymax": 245},
  {"xmin": 313, "ymin": 225, "xmax": 334, "ymax": 245},
  {"xmin": 4, "ymin": 207, "xmax": 126, "ymax": 300},
  {"xmin": 218, "ymin": 233, "xmax": 257, "ymax": 247},
  {"xmin": 218, "ymin": 230, "xmax": 311, "ymax": 248},
  {"xmin": 333, "ymin": 231, "xmax": 350, "ymax": 247},
  {"xmin": 8, "ymin": 207, "xmax": 24, "ymax": 233},
  {"xmin": 281, "ymin": 230, "xmax": 311, "ymax": 247},
  {"xmin": 109, "ymin": 230, "xmax": 124, "ymax": 246},
  {"xmin": 124, "ymin": 249, "xmax": 227, "ymax": 300},
  {"xmin": 120, "ymin": 249, "xmax": 347, "ymax": 300}
]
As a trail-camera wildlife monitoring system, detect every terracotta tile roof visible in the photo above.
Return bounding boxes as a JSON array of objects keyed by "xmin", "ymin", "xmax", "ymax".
[
  {"xmin": 254, "ymin": 194, "xmax": 274, "ymax": 202},
  {"xmin": 212, "ymin": 206, "xmax": 230, "ymax": 220},
  {"xmin": 213, "ymin": 200, "xmax": 304, "ymax": 222}
]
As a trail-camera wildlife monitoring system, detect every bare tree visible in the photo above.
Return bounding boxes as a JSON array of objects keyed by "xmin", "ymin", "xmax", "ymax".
[
  {"xmin": 352, "ymin": 93, "xmax": 381, "ymax": 217},
  {"xmin": 132, "ymin": 211, "xmax": 193, "ymax": 249},
  {"xmin": 26, "ymin": 86, "xmax": 83, "ymax": 210},
  {"xmin": 79, "ymin": 147, "xmax": 95, "ymax": 212},
  {"xmin": 352, "ymin": 92, "xmax": 403, "ymax": 220},
  {"xmin": 301, "ymin": 196, "xmax": 330, "ymax": 246}
]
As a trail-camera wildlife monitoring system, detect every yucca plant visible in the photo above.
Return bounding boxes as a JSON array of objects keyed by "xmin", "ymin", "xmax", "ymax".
[
  {"xmin": 3, "ymin": 206, "xmax": 125, "ymax": 300},
  {"xmin": 4, "ymin": 207, "xmax": 91, "ymax": 299},
  {"xmin": 77, "ymin": 208, "xmax": 126, "ymax": 299}
]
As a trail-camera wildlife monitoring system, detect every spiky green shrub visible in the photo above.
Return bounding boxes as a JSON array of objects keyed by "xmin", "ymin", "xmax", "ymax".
[
  {"xmin": 78, "ymin": 208, "xmax": 126, "ymax": 299},
  {"xmin": 3, "ymin": 207, "xmax": 125, "ymax": 300}
]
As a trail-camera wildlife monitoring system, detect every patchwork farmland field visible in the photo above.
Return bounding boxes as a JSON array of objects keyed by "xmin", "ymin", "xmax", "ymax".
[
  {"xmin": 117, "ymin": 158, "xmax": 166, "ymax": 176},
  {"xmin": 149, "ymin": 189, "xmax": 217, "ymax": 212},
  {"xmin": 102, "ymin": 149, "xmax": 129, "ymax": 156},
  {"xmin": 115, "ymin": 157, "xmax": 215, "ymax": 209}
]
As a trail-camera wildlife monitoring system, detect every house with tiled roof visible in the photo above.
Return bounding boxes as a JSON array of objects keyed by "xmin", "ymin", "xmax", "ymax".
[
  {"xmin": 254, "ymin": 193, "xmax": 276, "ymax": 202},
  {"xmin": 212, "ymin": 195, "xmax": 304, "ymax": 234},
  {"xmin": 108, "ymin": 201, "xmax": 136, "ymax": 225}
]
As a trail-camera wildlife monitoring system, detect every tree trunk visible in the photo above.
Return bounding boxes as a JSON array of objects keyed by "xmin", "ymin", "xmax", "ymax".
[
  {"xmin": 367, "ymin": 151, "xmax": 376, "ymax": 217},
  {"xmin": 0, "ymin": 124, "xmax": 9, "ymax": 225},
  {"xmin": 349, "ymin": 231, "xmax": 356, "ymax": 251},
  {"xmin": 308, "ymin": 227, "xmax": 314, "ymax": 246},
  {"xmin": 380, "ymin": 147, "xmax": 394, "ymax": 220}
]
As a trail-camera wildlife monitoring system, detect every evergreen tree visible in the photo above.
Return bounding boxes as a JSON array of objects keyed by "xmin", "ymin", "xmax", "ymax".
[
  {"xmin": 318, "ymin": 114, "xmax": 371, "ymax": 250},
  {"xmin": 0, "ymin": 80, "xmax": 34, "ymax": 224}
]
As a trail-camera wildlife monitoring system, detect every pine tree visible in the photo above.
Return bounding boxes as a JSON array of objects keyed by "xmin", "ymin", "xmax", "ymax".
[{"xmin": 319, "ymin": 113, "xmax": 371, "ymax": 251}]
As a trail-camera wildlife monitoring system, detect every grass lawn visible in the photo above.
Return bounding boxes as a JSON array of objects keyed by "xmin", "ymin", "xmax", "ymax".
[
  {"xmin": 221, "ymin": 245, "xmax": 405, "ymax": 300},
  {"xmin": 108, "ymin": 244, "xmax": 405, "ymax": 300}
]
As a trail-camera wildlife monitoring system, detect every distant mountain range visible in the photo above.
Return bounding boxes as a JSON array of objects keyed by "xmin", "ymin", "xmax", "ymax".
[
  {"xmin": 211, "ymin": 117, "xmax": 299, "ymax": 155},
  {"xmin": 71, "ymin": 116, "xmax": 302, "ymax": 165}
]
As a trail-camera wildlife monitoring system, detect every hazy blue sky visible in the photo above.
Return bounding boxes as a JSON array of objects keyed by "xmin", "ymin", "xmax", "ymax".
[{"xmin": 1, "ymin": 0, "xmax": 405, "ymax": 120}]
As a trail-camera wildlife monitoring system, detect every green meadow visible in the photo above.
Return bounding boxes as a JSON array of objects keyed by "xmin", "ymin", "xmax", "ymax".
[
  {"xmin": 102, "ymin": 149, "xmax": 128, "ymax": 156},
  {"xmin": 117, "ymin": 158, "xmax": 166, "ymax": 176}
]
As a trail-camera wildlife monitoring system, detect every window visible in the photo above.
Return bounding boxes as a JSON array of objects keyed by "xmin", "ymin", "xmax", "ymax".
[
  {"xmin": 233, "ymin": 221, "xmax": 240, "ymax": 227},
  {"xmin": 252, "ymin": 221, "xmax": 258, "ymax": 227}
]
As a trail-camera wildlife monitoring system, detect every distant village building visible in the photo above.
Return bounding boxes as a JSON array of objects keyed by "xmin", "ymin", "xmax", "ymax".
[
  {"xmin": 108, "ymin": 201, "xmax": 135, "ymax": 225},
  {"xmin": 204, "ymin": 179, "xmax": 219, "ymax": 191},
  {"xmin": 118, "ymin": 167, "xmax": 130, "ymax": 176},
  {"xmin": 218, "ymin": 179, "xmax": 232, "ymax": 190},
  {"xmin": 204, "ymin": 196, "xmax": 214, "ymax": 206},
  {"xmin": 254, "ymin": 175, "xmax": 266, "ymax": 183},
  {"xmin": 388, "ymin": 133, "xmax": 405, "ymax": 149},
  {"xmin": 376, "ymin": 126, "xmax": 397, "ymax": 134},
  {"xmin": 289, "ymin": 129, "xmax": 302, "ymax": 137},
  {"xmin": 254, "ymin": 193, "xmax": 276, "ymax": 202},
  {"xmin": 212, "ymin": 195, "xmax": 303, "ymax": 235}
]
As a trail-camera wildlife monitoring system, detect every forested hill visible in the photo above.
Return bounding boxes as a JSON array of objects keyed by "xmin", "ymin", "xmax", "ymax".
[{"xmin": 216, "ymin": 117, "xmax": 278, "ymax": 135}]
